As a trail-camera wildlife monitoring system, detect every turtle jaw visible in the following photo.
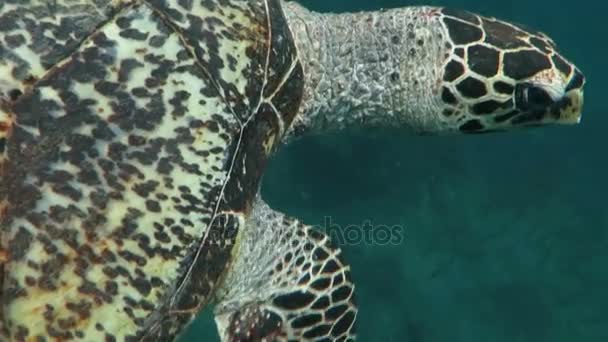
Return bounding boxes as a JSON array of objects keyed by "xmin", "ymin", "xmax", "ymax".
[
  {"xmin": 554, "ymin": 87, "xmax": 584, "ymax": 125},
  {"xmin": 537, "ymin": 68, "xmax": 585, "ymax": 126},
  {"xmin": 557, "ymin": 68, "xmax": 586, "ymax": 124},
  {"xmin": 508, "ymin": 75, "xmax": 585, "ymax": 129}
]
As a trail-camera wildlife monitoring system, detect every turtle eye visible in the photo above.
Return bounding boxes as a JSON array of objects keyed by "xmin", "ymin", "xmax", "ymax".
[{"xmin": 515, "ymin": 83, "xmax": 554, "ymax": 111}]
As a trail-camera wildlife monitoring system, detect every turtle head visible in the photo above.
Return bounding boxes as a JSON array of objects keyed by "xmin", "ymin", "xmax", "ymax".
[
  {"xmin": 436, "ymin": 8, "xmax": 585, "ymax": 133},
  {"xmin": 281, "ymin": 5, "xmax": 585, "ymax": 139}
]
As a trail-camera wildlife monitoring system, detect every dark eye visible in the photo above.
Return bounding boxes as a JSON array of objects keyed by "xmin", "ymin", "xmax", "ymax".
[{"xmin": 515, "ymin": 83, "xmax": 553, "ymax": 110}]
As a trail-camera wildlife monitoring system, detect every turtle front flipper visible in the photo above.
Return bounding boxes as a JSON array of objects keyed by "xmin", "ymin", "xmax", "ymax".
[{"xmin": 214, "ymin": 198, "xmax": 357, "ymax": 341}]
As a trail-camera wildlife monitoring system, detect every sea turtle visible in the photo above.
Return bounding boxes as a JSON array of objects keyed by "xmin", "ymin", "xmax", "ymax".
[{"xmin": 0, "ymin": 0, "xmax": 585, "ymax": 340}]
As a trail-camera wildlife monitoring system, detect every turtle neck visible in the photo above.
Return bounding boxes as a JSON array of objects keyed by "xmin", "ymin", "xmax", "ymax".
[{"xmin": 282, "ymin": 3, "xmax": 452, "ymax": 140}]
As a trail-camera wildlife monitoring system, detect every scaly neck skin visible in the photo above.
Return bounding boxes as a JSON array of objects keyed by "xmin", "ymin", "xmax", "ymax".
[{"xmin": 282, "ymin": 3, "xmax": 452, "ymax": 140}]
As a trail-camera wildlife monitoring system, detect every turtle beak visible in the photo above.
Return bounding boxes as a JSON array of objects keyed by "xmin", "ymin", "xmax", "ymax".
[
  {"xmin": 555, "ymin": 69, "xmax": 585, "ymax": 125},
  {"xmin": 556, "ymin": 88, "xmax": 584, "ymax": 124}
]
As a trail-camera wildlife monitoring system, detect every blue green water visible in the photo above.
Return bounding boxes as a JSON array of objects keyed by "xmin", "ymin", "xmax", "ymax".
[{"xmin": 182, "ymin": 0, "xmax": 607, "ymax": 341}]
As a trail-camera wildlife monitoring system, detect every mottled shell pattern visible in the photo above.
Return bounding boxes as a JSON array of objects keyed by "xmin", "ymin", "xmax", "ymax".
[{"xmin": 0, "ymin": 0, "xmax": 303, "ymax": 340}]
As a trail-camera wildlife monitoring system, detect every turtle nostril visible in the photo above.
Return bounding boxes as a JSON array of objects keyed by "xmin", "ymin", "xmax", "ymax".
[{"xmin": 566, "ymin": 69, "xmax": 585, "ymax": 92}]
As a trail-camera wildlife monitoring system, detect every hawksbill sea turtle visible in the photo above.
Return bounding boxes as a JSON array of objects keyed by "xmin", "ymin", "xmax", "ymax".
[{"xmin": 0, "ymin": 0, "xmax": 585, "ymax": 340}]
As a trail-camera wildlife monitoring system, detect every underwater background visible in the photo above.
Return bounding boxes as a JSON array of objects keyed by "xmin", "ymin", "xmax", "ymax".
[{"xmin": 183, "ymin": 0, "xmax": 606, "ymax": 341}]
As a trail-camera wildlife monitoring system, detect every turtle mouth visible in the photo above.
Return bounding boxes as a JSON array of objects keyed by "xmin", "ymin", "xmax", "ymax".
[
  {"xmin": 512, "ymin": 89, "xmax": 584, "ymax": 126},
  {"xmin": 511, "ymin": 72, "xmax": 585, "ymax": 126},
  {"xmin": 552, "ymin": 88, "xmax": 584, "ymax": 124},
  {"xmin": 557, "ymin": 68, "xmax": 585, "ymax": 124}
]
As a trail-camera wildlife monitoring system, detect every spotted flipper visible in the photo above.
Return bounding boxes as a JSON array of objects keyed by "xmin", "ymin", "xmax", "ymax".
[{"xmin": 214, "ymin": 199, "xmax": 357, "ymax": 341}]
